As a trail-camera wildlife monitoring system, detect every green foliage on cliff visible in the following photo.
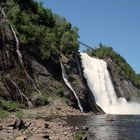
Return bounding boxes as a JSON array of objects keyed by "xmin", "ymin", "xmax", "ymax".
[
  {"xmin": 6, "ymin": 0, "xmax": 79, "ymax": 61},
  {"xmin": 0, "ymin": 97, "xmax": 19, "ymax": 111},
  {"xmin": 85, "ymin": 43, "xmax": 140, "ymax": 88}
]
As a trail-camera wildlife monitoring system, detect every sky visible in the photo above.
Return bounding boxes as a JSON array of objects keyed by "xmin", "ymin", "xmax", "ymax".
[{"xmin": 42, "ymin": 0, "xmax": 140, "ymax": 73}]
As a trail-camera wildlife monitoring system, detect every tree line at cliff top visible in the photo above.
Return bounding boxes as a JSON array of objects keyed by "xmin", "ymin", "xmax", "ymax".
[{"xmin": 5, "ymin": 0, "xmax": 79, "ymax": 62}]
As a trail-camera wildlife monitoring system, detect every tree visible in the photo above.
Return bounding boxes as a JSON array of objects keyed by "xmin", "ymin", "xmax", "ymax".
[
  {"xmin": 7, "ymin": 0, "xmax": 79, "ymax": 62},
  {"xmin": 60, "ymin": 31, "xmax": 78, "ymax": 54}
]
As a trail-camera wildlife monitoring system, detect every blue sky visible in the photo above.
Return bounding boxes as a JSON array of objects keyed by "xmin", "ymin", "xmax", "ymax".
[{"xmin": 42, "ymin": 0, "xmax": 140, "ymax": 73}]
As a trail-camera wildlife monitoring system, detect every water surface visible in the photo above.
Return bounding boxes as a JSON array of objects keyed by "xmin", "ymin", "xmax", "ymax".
[{"xmin": 65, "ymin": 115, "xmax": 140, "ymax": 140}]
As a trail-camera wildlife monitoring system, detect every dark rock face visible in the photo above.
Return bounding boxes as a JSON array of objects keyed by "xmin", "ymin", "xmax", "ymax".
[
  {"xmin": 106, "ymin": 58, "xmax": 140, "ymax": 101},
  {"xmin": 61, "ymin": 53, "xmax": 104, "ymax": 113},
  {"xmin": 0, "ymin": 9, "xmax": 23, "ymax": 101}
]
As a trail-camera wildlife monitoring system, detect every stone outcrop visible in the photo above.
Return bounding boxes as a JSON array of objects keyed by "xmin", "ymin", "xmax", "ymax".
[
  {"xmin": 106, "ymin": 58, "xmax": 140, "ymax": 101},
  {"xmin": 61, "ymin": 53, "xmax": 103, "ymax": 113}
]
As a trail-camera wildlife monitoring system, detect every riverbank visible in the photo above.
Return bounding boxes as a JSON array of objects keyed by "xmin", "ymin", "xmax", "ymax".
[{"xmin": 0, "ymin": 98, "xmax": 91, "ymax": 140}]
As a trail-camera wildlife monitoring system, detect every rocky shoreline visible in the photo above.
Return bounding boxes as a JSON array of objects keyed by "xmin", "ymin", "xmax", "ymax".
[{"xmin": 0, "ymin": 99, "xmax": 91, "ymax": 140}]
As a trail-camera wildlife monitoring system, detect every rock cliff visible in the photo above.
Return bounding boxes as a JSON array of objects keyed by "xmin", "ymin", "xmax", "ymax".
[
  {"xmin": 0, "ymin": 1, "xmax": 103, "ymax": 113},
  {"xmin": 106, "ymin": 58, "xmax": 140, "ymax": 101}
]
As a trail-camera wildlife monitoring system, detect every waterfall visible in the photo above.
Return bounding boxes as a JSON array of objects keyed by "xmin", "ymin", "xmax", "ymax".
[
  {"xmin": 1, "ymin": 8, "xmax": 41, "ymax": 95},
  {"xmin": 1, "ymin": 8, "xmax": 6, "ymax": 22},
  {"xmin": 10, "ymin": 79, "xmax": 33, "ymax": 108},
  {"xmin": 10, "ymin": 26, "xmax": 23, "ymax": 64},
  {"xmin": 60, "ymin": 62, "xmax": 83, "ymax": 112},
  {"xmin": 10, "ymin": 24, "xmax": 41, "ymax": 95},
  {"xmin": 1, "ymin": 8, "xmax": 6, "ymax": 19},
  {"xmin": 81, "ymin": 52, "xmax": 140, "ymax": 114}
]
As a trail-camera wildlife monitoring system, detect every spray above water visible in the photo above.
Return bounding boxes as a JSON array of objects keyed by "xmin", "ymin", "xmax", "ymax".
[{"xmin": 81, "ymin": 52, "xmax": 140, "ymax": 114}]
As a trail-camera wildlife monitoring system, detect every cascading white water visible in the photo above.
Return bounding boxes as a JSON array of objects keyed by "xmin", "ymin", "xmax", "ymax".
[
  {"xmin": 10, "ymin": 79, "xmax": 33, "ymax": 108},
  {"xmin": 60, "ymin": 62, "xmax": 83, "ymax": 112},
  {"xmin": 10, "ymin": 26, "xmax": 41, "ymax": 94},
  {"xmin": 81, "ymin": 52, "xmax": 140, "ymax": 114}
]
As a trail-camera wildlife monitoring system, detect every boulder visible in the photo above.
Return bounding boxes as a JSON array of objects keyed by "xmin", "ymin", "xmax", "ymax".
[
  {"xmin": 106, "ymin": 113, "xmax": 115, "ymax": 121},
  {"xmin": 82, "ymin": 126, "xmax": 89, "ymax": 131},
  {"xmin": 13, "ymin": 118, "xmax": 26, "ymax": 130}
]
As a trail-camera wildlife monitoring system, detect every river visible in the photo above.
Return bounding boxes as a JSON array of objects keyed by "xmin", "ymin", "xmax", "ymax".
[{"xmin": 65, "ymin": 114, "xmax": 140, "ymax": 140}]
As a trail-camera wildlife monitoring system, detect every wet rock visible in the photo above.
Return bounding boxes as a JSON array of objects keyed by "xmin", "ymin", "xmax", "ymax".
[
  {"xmin": 75, "ymin": 127, "xmax": 79, "ymax": 131},
  {"xmin": 82, "ymin": 126, "xmax": 89, "ymax": 131},
  {"xmin": 88, "ymin": 132, "xmax": 95, "ymax": 137},
  {"xmin": 106, "ymin": 113, "xmax": 115, "ymax": 121}
]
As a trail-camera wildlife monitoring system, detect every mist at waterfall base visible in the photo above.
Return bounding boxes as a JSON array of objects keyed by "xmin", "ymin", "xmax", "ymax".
[{"xmin": 81, "ymin": 53, "xmax": 140, "ymax": 114}]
